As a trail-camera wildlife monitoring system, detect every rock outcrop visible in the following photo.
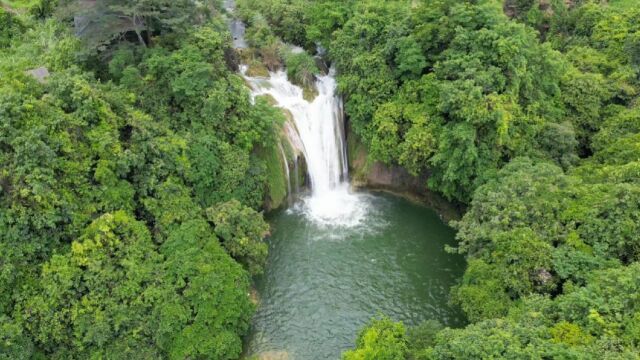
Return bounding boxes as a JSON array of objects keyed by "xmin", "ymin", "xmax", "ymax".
[{"xmin": 347, "ymin": 126, "xmax": 462, "ymax": 221}]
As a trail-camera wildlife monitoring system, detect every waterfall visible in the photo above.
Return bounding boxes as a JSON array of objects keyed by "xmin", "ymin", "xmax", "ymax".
[{"xmin": 243, "ymin": 68, "xmax": 368, "ymax": 226}]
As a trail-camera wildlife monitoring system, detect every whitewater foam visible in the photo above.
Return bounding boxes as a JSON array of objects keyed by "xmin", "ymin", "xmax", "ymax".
[{"xmin": 242, "ymin": 67, "xmax": 367, "ymax": 227}]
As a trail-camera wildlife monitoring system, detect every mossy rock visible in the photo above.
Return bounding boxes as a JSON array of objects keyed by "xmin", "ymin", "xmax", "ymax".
[
  {"xmin": 258, "ymin": 94, "xmax": 278, "ymax": 107},
  {"xmin": 236, "ymin": 48, "xmax": 255, "ymax": 63},
  {"xmin": 302, "ymin": 84, "xmax": 318, "ymax": 102},
  {"xmin": 245, "ymin": 59, "xmax": 269, "ymax": 77},
  {"xmin": 237, "ymin": 49, "xmax": 271, "ymax": 77},
  {"xmin": 346, "ymin": 126, "xmax": 371, "ymax": 184},
  {"xmin": 256, "ymin": 143, "xmax": 288, "ymax": 211}
]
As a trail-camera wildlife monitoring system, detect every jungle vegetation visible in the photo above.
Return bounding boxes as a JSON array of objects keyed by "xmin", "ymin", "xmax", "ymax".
[
  {"xmin": 1, "ymin": 0, "xmax": 640, "ymax": 359},
  {"xmin": 1, "ymin": 0, "xmax": 280, "ymax": 358}
]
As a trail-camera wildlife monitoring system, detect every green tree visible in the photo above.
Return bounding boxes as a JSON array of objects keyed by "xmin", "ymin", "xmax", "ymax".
[
  {"xmin": 0, "ymin": 9, "xmax": 23, "ymax": 49},
  {"xmin": 206, "ymin": 199, "xmax": 270, "ymax": 275},
  {"xmin": 343, "ymin": 317, "xmax": 408, "ymax": 360},
  {"xmin": 21, "ymin": 211, "xmax": 163, "ymax": 358},
  {"xmin": 391, "ymin": 36, "xmax": 426, "ymax": 81},
  {"xmin": 59, "ymin": 0, "xmax": 203, "ymax": 50},
  {"xmin": 156, "ymin": 219, "xmax": 253, "ymax": 359},
  {"xmin": 1, "ymin": 10, "xmax": 276, "ymax": 359},
  {"xmin": 284, "ymin": 50, "xmax": 320, "ymax": 89},
  {"xmin": 426, "ymin": 318, "xmax": 581, "ymax": 359}
]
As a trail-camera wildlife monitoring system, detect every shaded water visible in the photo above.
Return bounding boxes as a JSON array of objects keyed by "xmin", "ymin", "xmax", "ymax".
[
  {"xmin": 247, "ymin": 192, "xmax": 466, "ymax": 359},
  {"xmin": 223, "ymin": 0, "xmax": 247, "ymax": 48}
]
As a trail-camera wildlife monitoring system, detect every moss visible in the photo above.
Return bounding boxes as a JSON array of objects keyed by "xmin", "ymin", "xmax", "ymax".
[
  {"xmin": 236, "ymin": 48, "xmax": 255, "ymax": 64},
  {"xmin": 302, "ymin": 84, "xmax": 318, "ymax": 102},
  {"xmin": 257, "ymin": 143, "xmax": 287, "ymax": 211},
  {"xmin": 280, "ymin": 135, "xmax": 295, "ymax": 164},
  {"xmin": 259, "ymin": 94, "xmax": 278, "ymax": 107},
  {"xmin": 346, "ymin": 126, "xmax": 371, "ymax": 184},
  {"xmin": 295, "ymin": 155, "xmax": 307, "ymax": 190},
  {"xmin": 245, "ymin": 58, "xmax": 269, "ymax": 77},
  {"xmin": 238, "ymin": 49, "xmax": 271, "ymax": 77}
]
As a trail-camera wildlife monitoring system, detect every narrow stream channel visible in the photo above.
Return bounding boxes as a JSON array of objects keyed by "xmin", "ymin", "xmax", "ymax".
[{"xmin": 241, "ymin": 62, "xmax": 465, "ymax": 360}]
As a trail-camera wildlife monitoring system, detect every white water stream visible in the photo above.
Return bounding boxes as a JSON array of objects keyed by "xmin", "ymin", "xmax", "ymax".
[{"xmin": 242, "ymin": 68, "xmax": 369, "ymax": 227}]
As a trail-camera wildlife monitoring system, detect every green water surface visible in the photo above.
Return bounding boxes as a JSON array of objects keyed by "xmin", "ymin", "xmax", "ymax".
[{"xmin": 247, "ymin": 192, "xmax": 465, "ymax": 359}]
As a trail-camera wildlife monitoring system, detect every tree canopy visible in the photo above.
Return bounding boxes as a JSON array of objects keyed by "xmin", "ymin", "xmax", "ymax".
[
  {"xmin": 0, "ymin": 2, "xmax": 278, "ymax": 358},
  {"xmin": 3, "ymin": 0, "xmax": 640, "ymax": 358}
]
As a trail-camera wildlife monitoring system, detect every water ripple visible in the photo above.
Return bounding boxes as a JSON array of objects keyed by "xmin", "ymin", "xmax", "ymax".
[{"xmin": 247, "ymin": 193, "xmax": 466, "ymax": 360}]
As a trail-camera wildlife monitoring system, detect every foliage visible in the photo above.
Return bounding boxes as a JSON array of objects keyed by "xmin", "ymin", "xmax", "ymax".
[
  {"xmin": 425, "ymin": 318, "xmax": 581, "ymax": 359},
  {"xmin": 305, "ymin": 0, "xmax": 568, "ymax": 202},
  {"xmin": 207, "ymin": 199, "xmax": 269, "ymax": 275},
  {"xmin": 0, "ymin": 5, "xmax": 278, "ymax": 359},
  {"xmin": 231, "ymin": 0, "xmax": 640, "ymax": 358},
  {"xmin": 29, "ymin": 0, "xmax": 58, "ymax": 19},
  {"xmin": 157, "ymin": 219, "xmax": 254, "ymax": 359},
  {"xmin": 304, "ymin": 0, "xmax": 352, "ymax": 48},
  {"xmin": 19, "ymin": 213, "xmax": 253, "ymax": 359},
  {"xmin": 236, "ymin": 0, "xmax": 310, "ymax": 48},
  {"xmin": 0, "ymin": 8, "xmax": 23, "ymax": 48},
  {"xmin": 21, "ymin": 211, "xmax": 165, "ymax": 358},
  {"xmin": 342, "ymin": 317, "xmax": 408, "ymax": 360},
  {"xmin": 5, "ymin": 0, "xmax": 640, "ymax": 359},
  {"xmin": 57, "ymin": 0, "xmax": 205, "ymax": 51},
  {"xmin": 284, "ymin": 50, "xmax": 320, "ymax": 89},
  {"xmin": 406, "ymin": 320, "xmax": 443, "ymax": 360}
]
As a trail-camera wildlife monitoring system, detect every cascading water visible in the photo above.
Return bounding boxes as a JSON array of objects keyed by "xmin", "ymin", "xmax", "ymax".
[{"xmin": 242, "ymin": 67, "xmax": 368, "ymax": 227}]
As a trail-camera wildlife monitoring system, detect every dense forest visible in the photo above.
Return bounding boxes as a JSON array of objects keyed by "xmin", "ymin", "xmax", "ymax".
[
  {"xmin": 1, "ymin": 0, "xmax": 639, "ymax": 359},
  {"xmin": 1, "ymin": 0, "xmax": 281, "ymax": 358}
]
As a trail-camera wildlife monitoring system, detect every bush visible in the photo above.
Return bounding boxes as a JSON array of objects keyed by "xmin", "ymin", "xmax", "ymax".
[
  {"xmin": 343, "ymin": 317, "xmax": 408, "ymax": 360},
  {"xmin": 284, "ymin": 50, "xmax": 319, "ymax": 88}
]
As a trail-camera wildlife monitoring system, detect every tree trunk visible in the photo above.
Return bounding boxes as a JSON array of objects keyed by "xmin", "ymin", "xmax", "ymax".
[{"xmin": 133, "ymin": 14, "xmax": 147, "ymax": 47}]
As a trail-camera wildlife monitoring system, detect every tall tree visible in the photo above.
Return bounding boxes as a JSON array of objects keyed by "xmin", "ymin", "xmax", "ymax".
[{"xmin": 60, "ymin": 0, "xmax": 202, "ymax": 50}]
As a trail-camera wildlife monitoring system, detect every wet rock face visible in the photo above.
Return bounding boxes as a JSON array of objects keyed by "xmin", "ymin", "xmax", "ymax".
[
  {"xmin": 347, "ymin": 125, "xmax": 427, "ymax": 192},
  {"xmin": 224, "ymin": 47, "xmax": 240, "ymax": 71},
  {"xmin": 361, "ymin": 162, "xmax": 427, "ymax": 191},
  {"xmin": 346, "ymin": 126, "xmax": 462, "ymax": 221},
  {"xmin": 314, "ymin": 56, "xmax": 330, "ymax": 75}
]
